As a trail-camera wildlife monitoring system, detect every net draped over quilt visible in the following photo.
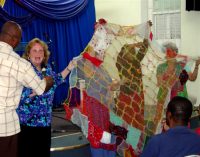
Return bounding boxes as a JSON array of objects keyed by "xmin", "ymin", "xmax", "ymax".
[{"xmin": 64, "ymin": 19, "xmax": 193, "ymax": 156}]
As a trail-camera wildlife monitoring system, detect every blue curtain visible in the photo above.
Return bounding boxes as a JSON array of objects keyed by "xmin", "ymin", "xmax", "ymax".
[
  {"xmin": 15, "ymin": 0, "xmax": 89, "ymax": 20},
  {"xmin": 0, "ymin": 0, "xmax": 96, "ymax": 107},
  {"xmin": 0, "ymin": 6, "xmax": 34, "ymax": 26}
]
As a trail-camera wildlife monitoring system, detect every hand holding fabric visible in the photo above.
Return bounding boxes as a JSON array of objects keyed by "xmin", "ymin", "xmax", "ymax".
[
  {"xmin": 67, "ymin": 60, "xmax": 77, "ymax": 71},
  {"xmin": 195, "ymin": 57, "xmax": 200, "ymax": 67},
  {"xmin": 148, "ymin": 20, "xmax": 153, "ymax": 27}
]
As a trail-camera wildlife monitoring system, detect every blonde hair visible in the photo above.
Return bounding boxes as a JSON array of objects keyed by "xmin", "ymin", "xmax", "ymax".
[{"xmin": 22, "ymin": 38, "xmax": 50, "ymax": 65}]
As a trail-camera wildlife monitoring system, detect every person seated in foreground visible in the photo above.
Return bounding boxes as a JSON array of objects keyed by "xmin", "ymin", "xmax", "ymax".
[{"xmin": 141, "ymin": 96, "xmax": 200, "ymax": 157}]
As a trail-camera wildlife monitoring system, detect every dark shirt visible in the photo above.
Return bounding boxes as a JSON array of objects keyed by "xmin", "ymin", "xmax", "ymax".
[{"xmin": 141, "ymin": 126, "xmax": 200, "ymax": 157}]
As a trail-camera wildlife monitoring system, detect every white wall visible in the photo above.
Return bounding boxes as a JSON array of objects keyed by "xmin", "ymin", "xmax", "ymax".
[
  {"xmin": 95, "ymin": 0, "xmax": 142, "ymax": 25},
  {"xmin": 181, "ymin": 1, "xmax": 200, "ymax": 56},
  {"xmin": 181, "ymin": 1, "xmax": 200, "ymax": 103}
]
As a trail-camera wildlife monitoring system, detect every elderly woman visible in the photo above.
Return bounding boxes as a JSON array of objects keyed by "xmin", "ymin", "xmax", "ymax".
[
  {"xmin": 154, "ymin": 41, "xmax": 200, "ymax": 134},
  {"xmin": 153, "ymin": 42, "xmax": 188, "ymax": 135},
  {"xmin": 156, "ymin": 42, "xmax": 188, "ymax": 99},
  {"xmin": 17, "ymin": 38, "xmax": 75, "ymax": 157}
]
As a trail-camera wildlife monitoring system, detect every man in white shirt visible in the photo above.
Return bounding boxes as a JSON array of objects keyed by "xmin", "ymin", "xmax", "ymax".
[{"xmin": 0, "ymin": 21, "xmax": 54, "ymax": 157}]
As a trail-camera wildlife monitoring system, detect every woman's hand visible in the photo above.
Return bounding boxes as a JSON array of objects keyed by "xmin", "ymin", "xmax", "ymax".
[
  {"xmin": 61, "ymin": 60, "xmax": 77, "ymax": 79},
  {"xmin": 67, "ymin": 60, "xmax": 77, "ymax": 71},
  {"xmin": 195, "ymin": 57, "xmax": 200, "ymax": 67}
]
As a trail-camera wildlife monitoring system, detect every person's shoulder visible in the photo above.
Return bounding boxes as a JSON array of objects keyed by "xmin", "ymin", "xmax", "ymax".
[
  {"xmin": 147, "ymin": 133, "xmax": 164, "ymax": 144},
  {"xmin": 190, "ymin": 133, "xmax": 200, "ymax": 149},
  {"xmin": 17, "ymin": 57, "xmax": 31, "ymax": 68},
  {"xmin": 141, "ymin": 134, "xmax": 163, "ymax": 156},
  {"xmin": 5, "ymin": 49, "xmax": 31, "ymax": 67},
  {"xmin": 158, "ymin": 62, "xmax": 167, "ymax": 67},
  {"xmin": 192, "ymin": 131, "xmax": 200, "ymax": 140},
  {"xmin": 181, "ymin": 127, "xmax": 200, "ymax": 143}
]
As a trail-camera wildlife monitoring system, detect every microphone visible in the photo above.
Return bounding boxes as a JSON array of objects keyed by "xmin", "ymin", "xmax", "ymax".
[
  {"xmin": 42, "ymin": 67, "xmax": 47, "ymax": 77},
  {"xmin": 43, "ymin": 32, "xmax": 52, "ymax": 43}
]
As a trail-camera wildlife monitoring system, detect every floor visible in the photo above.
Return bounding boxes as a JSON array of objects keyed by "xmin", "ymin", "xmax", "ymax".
[
  {"xmin": 51, "ymin": 109, "xmax": 81, "ymax": 137},
  {"xmin": 51, "ymin": 109, "xmax": 92, "ymax": 157},
  {"xmin": 50, "ymin": 108, "xmax": 122, "ymax": 157}
]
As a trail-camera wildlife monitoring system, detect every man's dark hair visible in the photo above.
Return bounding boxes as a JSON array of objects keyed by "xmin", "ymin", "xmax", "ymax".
[{"xmin": 167, "ymin": 96, "xmax": 193, "ymax": 125}]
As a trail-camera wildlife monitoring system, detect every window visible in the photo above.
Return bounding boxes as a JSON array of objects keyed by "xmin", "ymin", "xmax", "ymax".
[{"xmin": 152, "ymin": 0, "xmax": 181, "ymax": 40}]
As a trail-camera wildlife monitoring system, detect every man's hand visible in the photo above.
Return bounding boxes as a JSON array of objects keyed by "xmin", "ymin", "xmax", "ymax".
[{"xmin": 44, "ymin": 76, "xmax": 54, "ymax": 92}]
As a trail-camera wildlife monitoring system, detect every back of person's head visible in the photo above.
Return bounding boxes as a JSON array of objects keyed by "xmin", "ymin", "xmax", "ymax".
[
  {"xmin": 167, "ymin": 96, "xmax": 193, "ymax": 126},
  {"xmin": 0, "ymin": 21, "xmax": 22, "ymax": 48}
]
